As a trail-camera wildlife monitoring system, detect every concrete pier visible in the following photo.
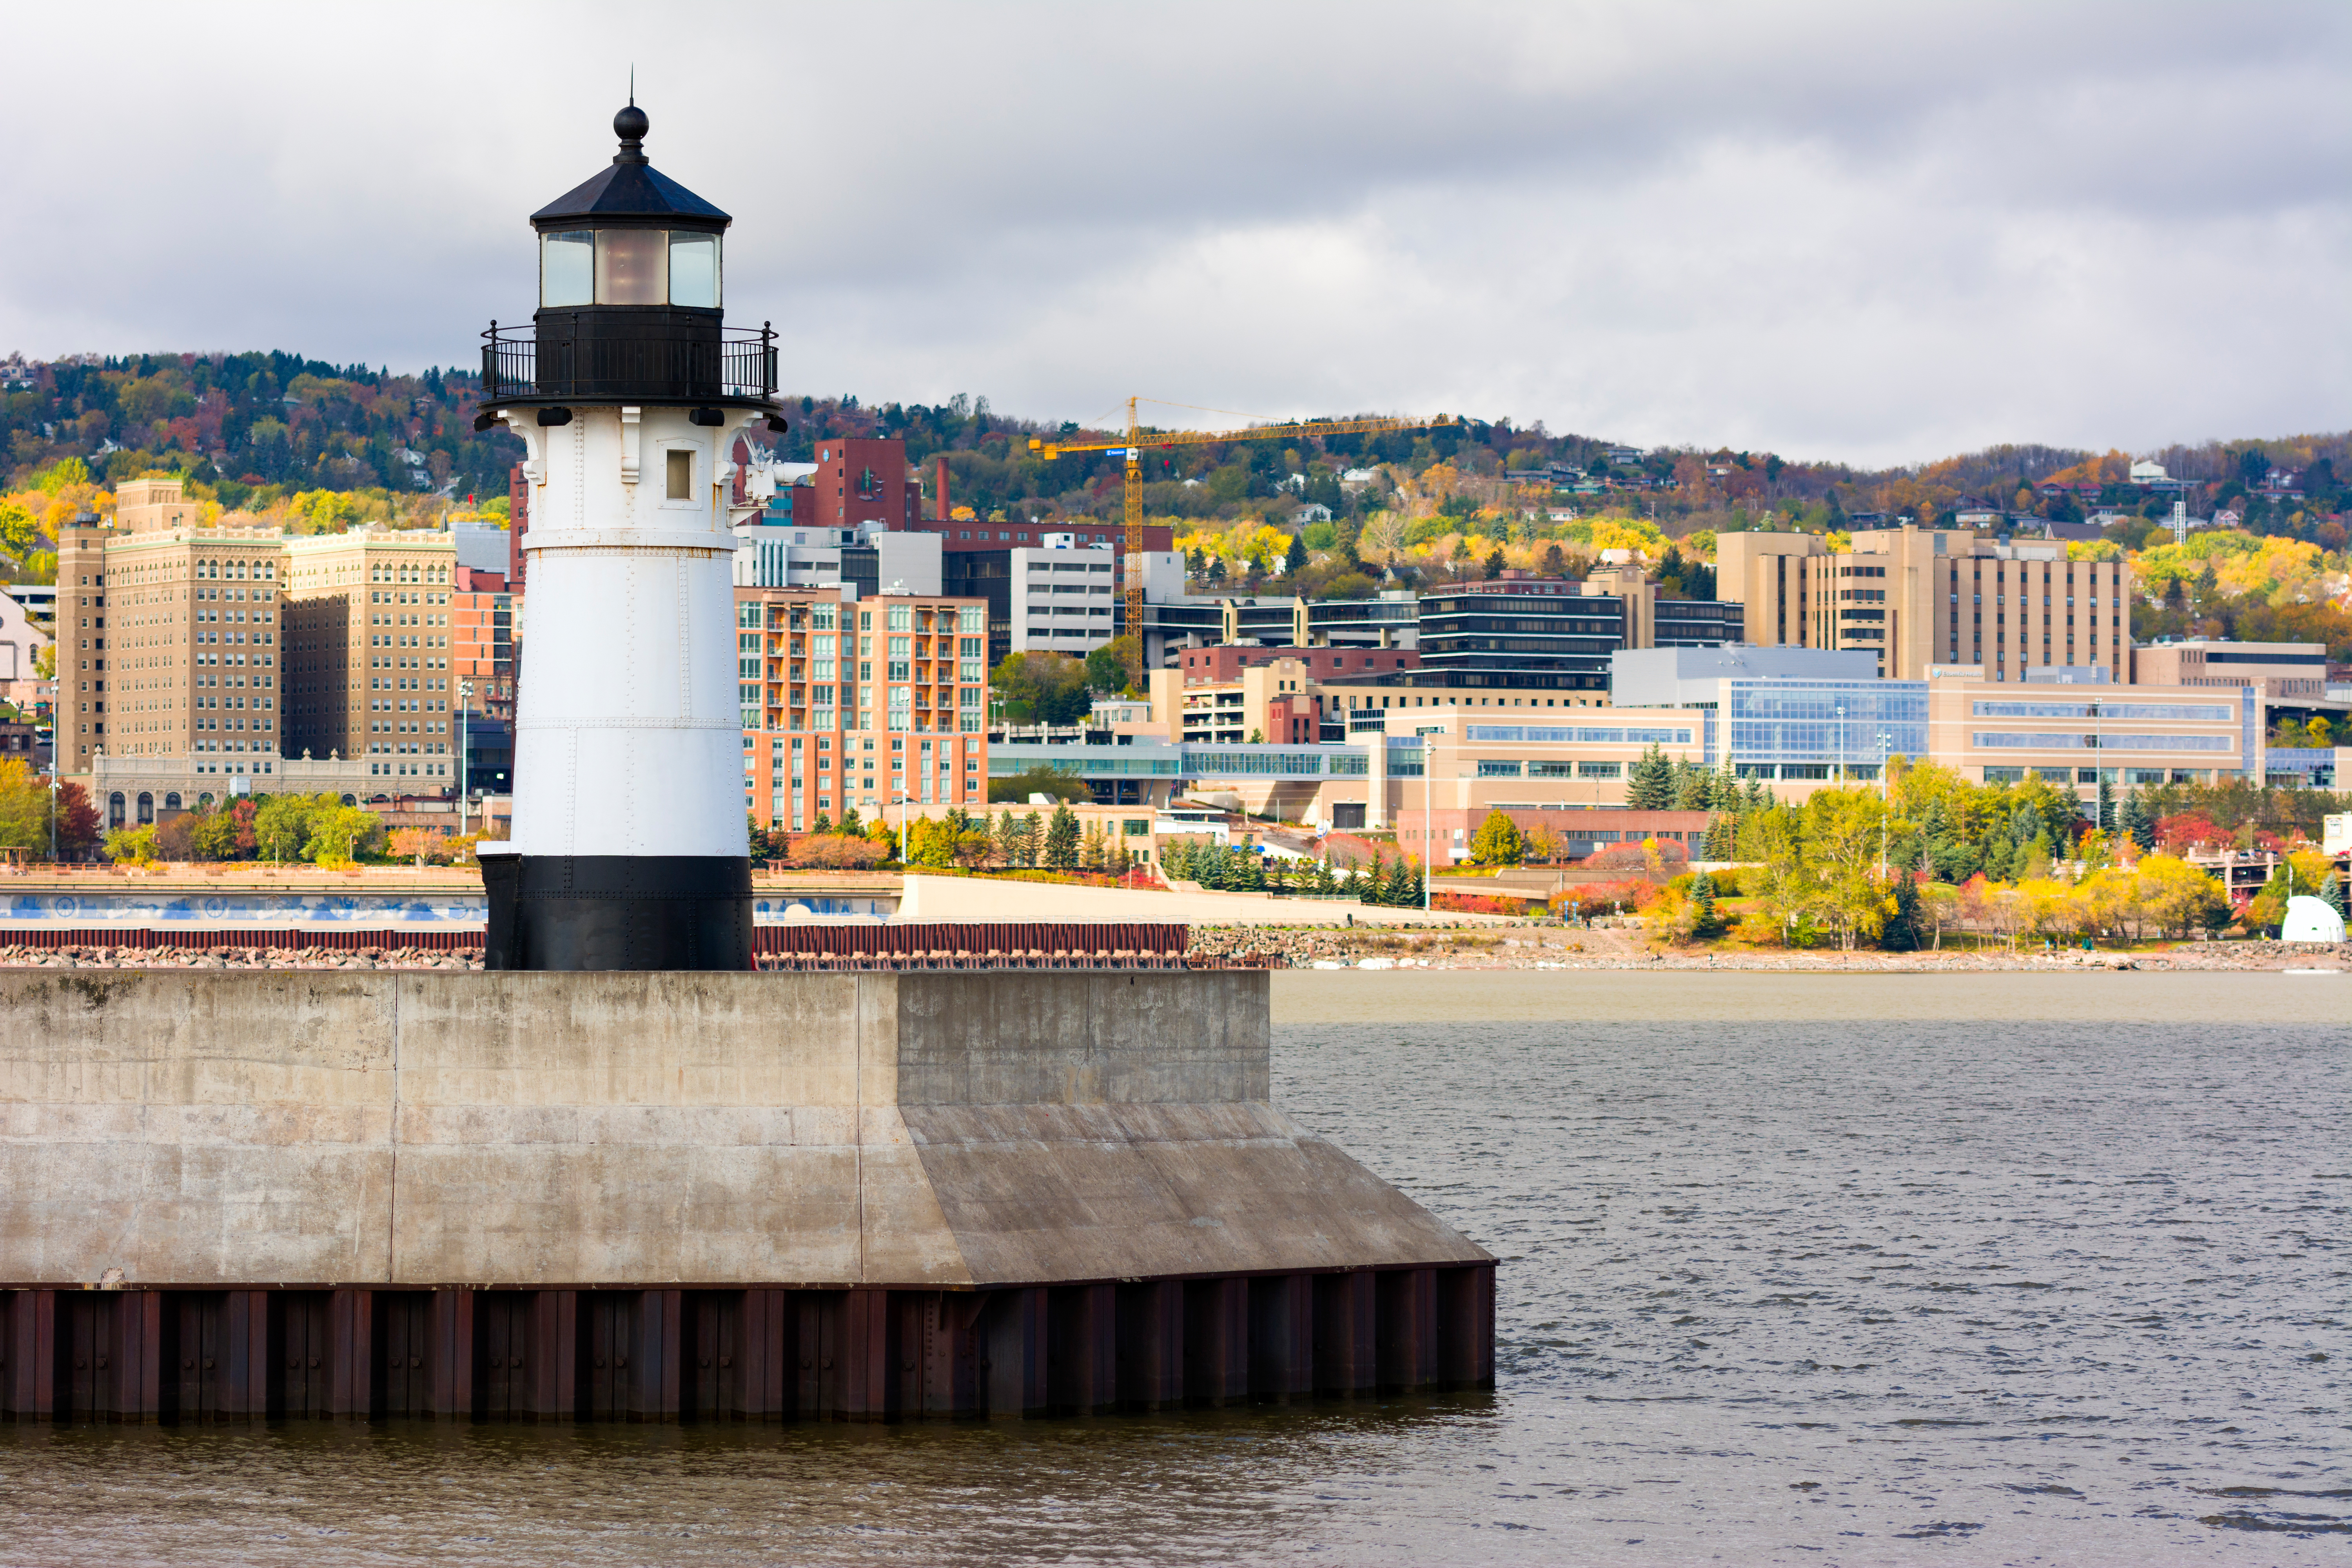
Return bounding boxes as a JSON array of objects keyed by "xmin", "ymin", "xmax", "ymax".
[{"xmin": 0, "ymin": 969, "xmax": 1493, "ymax": 1421}]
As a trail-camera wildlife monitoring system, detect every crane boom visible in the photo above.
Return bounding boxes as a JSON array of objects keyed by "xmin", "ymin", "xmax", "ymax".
[{"xmin": 1029, "ymin": 399, "xmax": 1456, "ymax": 683}]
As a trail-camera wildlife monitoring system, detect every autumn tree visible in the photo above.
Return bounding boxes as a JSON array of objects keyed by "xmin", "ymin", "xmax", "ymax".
[
  {"xmin": 991, "ymin": 651, "xmax": 1092, "ymax": 726},
  {"xmin": 1469, "ymin": 809, "xmax": 1523, "ymax": 866}
]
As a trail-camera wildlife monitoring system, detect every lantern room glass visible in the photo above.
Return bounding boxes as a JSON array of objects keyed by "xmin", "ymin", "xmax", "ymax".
[
  {"xmin": 595, "ymin": 230, "xmax": 666, "ymax": 304},
  {"xmin": 668, "ymin": 233, "xmax": 720, "ymax": 307},
  {"xmin": 538, "ymin": 228, "xmax": 725, "ymax": 309},
  {"xmin": 541, "ymin": 230, "xmax": 593, "ymax": 307}
]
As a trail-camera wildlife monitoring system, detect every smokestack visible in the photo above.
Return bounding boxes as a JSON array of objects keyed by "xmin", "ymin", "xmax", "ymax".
[{"xmin": 936, "ymin": 454, "xmax": 951, "ymax": 523}]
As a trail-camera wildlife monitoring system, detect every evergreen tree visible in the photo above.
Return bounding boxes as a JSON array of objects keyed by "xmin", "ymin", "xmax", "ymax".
[
  {"xmin": 1043, "ymin": 803, "xmax": 1080, "ymax": 869},
  {"xmin": 2022, "ymin": 828, "xmax": 2054, "ymax": 881},
  {"xmin": 1671, "ymin": 759, "xmax": 1711, "ymax": 811},
  {"xmin": 993, "ymin": 810, "xmax": 1022, "ymax": 866},
  {"xmin": 1880, "ymin": 876, "xmax": 1924, "ymax": 951},
  {"xmin": 1709, "ymin": 763, "xmax": 1742, "ymax": 812},
  {"xmin": 2323, "ymin": 867, "xmax": 2347, "ymax": 918},
  {"xmin": 2120, "ymin": 788, "xmax": 2156, "ymax": 853},
  {"xmin": 1232, "ymin": 849, "xmax": 1265, "ymax": 891},
  {"xmin": 1740, "ymin": 776, "xmax": 1771, "ymax": 813},
  {"xmin": 747, "ymin": 813, "xmax": 773, "ymax": 863},
  {"xmin": 1983, "ymin": 835, "xmax": 2014, "ymax": 881},
  {"xmin": 1313, "ymin": 857, "xmax": 1338, "ymax": 895},
  {"xmin": 1688, "ymin": 870, "xmax": 1725, "ymax": 938},
  {"xmin": 840, "ymin": 808, "xmax": 864, "ymax": 837},
  {"xmin": 1627, "ymin": 744, "xmax": 1675, "ymax": 810},
  {"xmin": 810, "ymin": 811, "xmax": 832, "ymax": 837},
  {"xmin": 1384, "ymin": 853, "xmax": 1420, "ymax": 907},
  {"xmin": 1359, "ymin": 852, "xmax": 1387, "ymax": 904},
  {"xmin": 1020, "ymin": 810, "xmax": 1045, "ymax": 867}
]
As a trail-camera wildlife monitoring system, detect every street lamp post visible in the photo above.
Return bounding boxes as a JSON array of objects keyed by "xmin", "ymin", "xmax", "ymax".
[
  {"xmin": 2090, "ymin": 695, "xmax": 2107, "ymax": 835},
  {"xmin": 1878, "ymin": 726, "xmax": 1893, "ymax": 878},
  {"xmin": 1422, "ymin": 744, "xmax": 1432, "ymax": 913}
]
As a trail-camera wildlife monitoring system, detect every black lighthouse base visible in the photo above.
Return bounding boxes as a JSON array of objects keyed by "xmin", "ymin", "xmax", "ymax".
[{"xmin": 481, "ymin": 854, "xmax": 754, "ymax": 971}]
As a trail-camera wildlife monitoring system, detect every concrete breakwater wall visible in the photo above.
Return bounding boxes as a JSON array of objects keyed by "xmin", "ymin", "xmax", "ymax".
[{"xmin": 0, "ymin": 970, "xmax": 1492, "ymax": 1421}]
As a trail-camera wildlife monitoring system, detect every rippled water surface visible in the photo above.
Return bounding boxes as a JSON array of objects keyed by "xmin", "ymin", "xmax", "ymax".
[{"xmin": 5, "ymin": 973, "xmax": 2344, "ymax": 1565}]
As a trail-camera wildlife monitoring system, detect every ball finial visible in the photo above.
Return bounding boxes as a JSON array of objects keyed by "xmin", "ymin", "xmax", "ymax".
[{"xmin": 614, "ymin": 103, "xmax": 650, "ymax": 146}]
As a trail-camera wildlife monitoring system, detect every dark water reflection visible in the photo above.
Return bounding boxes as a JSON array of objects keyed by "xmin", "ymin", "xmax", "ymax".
[{"xmin": 5, "ymin": 992, "xmax": 2344, "ymax": 1565}]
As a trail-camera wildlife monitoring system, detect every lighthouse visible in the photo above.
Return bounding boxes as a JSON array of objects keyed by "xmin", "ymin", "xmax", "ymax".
[{"xmin": 474, "ymin": 104, "xmax": 780, "ymax": 970}]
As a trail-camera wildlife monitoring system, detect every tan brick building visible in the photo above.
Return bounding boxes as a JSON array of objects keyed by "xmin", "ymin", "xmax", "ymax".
[
  {"xmin": 1715, "ymin": 525, "xmax": 2131, "ymax": 684},
  {"xmin": 53, "ymin": 479, "xmax": 288, "ymax": 803},
  {"xmin": 284, "ymin": 530, "xmax": 460, "ymax": 787}
]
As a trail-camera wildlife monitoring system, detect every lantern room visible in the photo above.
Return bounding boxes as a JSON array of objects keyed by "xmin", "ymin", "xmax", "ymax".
[{"xmin": 479, "ymin": 104, "xmax": 776, "ymax": 414}]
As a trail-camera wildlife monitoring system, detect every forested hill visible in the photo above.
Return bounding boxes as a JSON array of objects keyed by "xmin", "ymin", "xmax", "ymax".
[
  {"xmin": 0, "ymin": 349, "xmax": 2343, "ymax": 552},
  {"xmin": 0, "ymin": 352, "xmax": 522, "ymax": 510}
]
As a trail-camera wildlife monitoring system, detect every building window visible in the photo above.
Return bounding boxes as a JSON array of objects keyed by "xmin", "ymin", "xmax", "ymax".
[{"xmin": 666, "ymin": 450, "xmax": 693, "ymax": 500}]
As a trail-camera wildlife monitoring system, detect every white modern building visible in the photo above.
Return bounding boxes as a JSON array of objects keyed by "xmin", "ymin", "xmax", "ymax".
[
  {"xmin": 732, "ymin": 518, "xmax": 943, "ymax": 597},
  {"xmin": 1011, "ymin": 537, "xmax": 1120, "ymax": 653}
]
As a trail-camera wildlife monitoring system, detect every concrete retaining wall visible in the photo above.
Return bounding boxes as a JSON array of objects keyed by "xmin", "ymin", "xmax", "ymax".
[{"xmin": 0, "ymin": 970, "xmax": 1487, "ymax": 1292}]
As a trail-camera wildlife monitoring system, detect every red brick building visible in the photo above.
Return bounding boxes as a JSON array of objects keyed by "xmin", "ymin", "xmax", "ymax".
[{"xmin": 804, "ymin": 437, "xmax": 925, "ymax": 531}]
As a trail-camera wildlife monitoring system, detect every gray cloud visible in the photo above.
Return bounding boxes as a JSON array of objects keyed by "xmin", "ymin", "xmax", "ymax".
[{"xmin": 3, "ymin": 0, "xmax": 2343, "ymax": 465}]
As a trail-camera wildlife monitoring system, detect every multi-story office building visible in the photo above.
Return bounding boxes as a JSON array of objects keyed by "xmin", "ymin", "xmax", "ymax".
[
  {"xmin": 1925, "ymin": 669, "xmax": 2255, "ymax": 795},
  {"xmin": 732, "ymin": 520, "xmax": 945, "ymax": 597},
  {"xmin": 1614, "ymin": 645, "xmax": 2255, "ymax": 813},
  {"xmin": 1715, "ymin": 525, "xmax": 2131, "ymax": 683},
  {"xmin": 946, "ymin": 543, "xmax": 1185, "ymax": 667},
  {"xmin": 2131, "ymin": 639, "xmax": 2331, "ymax": 702},
  {"xmin": 53, "ymin": 480, "xmax": 289, "ymax": 787},
  {"xmin": 733, "ymin": 584, "xmax": 990, "ymax": 831},
  {"xmin": 284, "ymin": 529, "xmax": 461, "ymax": 785},
  {"xmin": 1012, "ymin": 541, "xmax": 1120, "ymax": 653},
  {"xmin": 1406, "ymin": 566, "xmax": 1744, "ymax": 693},
  {"xmin": 1302, "ymin": 590, "xmax": 1419, "ymax": 650}
]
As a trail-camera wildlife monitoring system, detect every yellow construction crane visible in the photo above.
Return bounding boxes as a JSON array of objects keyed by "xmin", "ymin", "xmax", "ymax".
[{"xmin": 1031, "ymin": 399, "xmax": 1457, "ymax": 682}]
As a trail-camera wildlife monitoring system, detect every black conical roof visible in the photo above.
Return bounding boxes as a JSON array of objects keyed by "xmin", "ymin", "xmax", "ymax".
[{"xmin": 530, "ymin": 105, "xmax": 730, "ymax": 229}]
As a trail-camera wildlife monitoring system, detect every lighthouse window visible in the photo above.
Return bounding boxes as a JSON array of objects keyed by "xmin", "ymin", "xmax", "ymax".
[
  {"xmin": 541, "ymin": 230, "xmax": 594, "ymax": 307},
  {"xmin": 595, "ymin": 228, "xmax": 667, "ymax": 305},
  {"xmin": 666, "ymin": 450, "xmax": 693, "ymax": 500},
  {"xmin": 668, "ymin": 233, "xmax": 720, "ymax": 308}
]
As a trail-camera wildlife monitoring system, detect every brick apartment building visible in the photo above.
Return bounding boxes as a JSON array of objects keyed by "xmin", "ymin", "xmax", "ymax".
[{"xmin": 733, "ymin": 584, "xmax": 992, "ymax": 832}]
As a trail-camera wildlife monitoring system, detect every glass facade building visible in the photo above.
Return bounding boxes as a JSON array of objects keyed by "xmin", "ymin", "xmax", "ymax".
[{"xmin": 1720, "ymin": 679, "xmax": 1928, "ymax": 780}]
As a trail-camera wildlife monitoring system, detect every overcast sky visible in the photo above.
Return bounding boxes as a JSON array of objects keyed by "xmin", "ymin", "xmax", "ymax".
[{"xmin": 7, "ymin": 1, "xmax": 2344, "ymax": 466}]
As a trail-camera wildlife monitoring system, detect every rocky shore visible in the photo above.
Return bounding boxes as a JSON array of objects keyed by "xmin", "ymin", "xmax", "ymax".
[
  {"xmin": 4, "ymin": 932, "xmax": 2343, "ymax": 974},
  {"xmin": 1187, "ymin": 924, "xmax": 2352, "ymax": 972},
  {"xmin": 0, "ymin": 943, "xmax": 481, "ymax": 971}
]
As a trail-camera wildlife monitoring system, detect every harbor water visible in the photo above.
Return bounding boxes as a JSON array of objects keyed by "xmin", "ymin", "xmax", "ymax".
[{"xmin": 2, "ymin": 971, "xmax": 2341, "ymax": 1564}]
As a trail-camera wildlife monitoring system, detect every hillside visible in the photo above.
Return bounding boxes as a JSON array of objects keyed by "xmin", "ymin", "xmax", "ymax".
[{"xmin": 1, "ymin": 351, "xmax": 2343, "ymax": 655}]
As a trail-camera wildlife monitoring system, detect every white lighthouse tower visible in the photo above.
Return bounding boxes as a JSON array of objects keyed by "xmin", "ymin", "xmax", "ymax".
[{"xmin": 474, "ymin": 104, "xmax": 779, "ymax": 969}]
